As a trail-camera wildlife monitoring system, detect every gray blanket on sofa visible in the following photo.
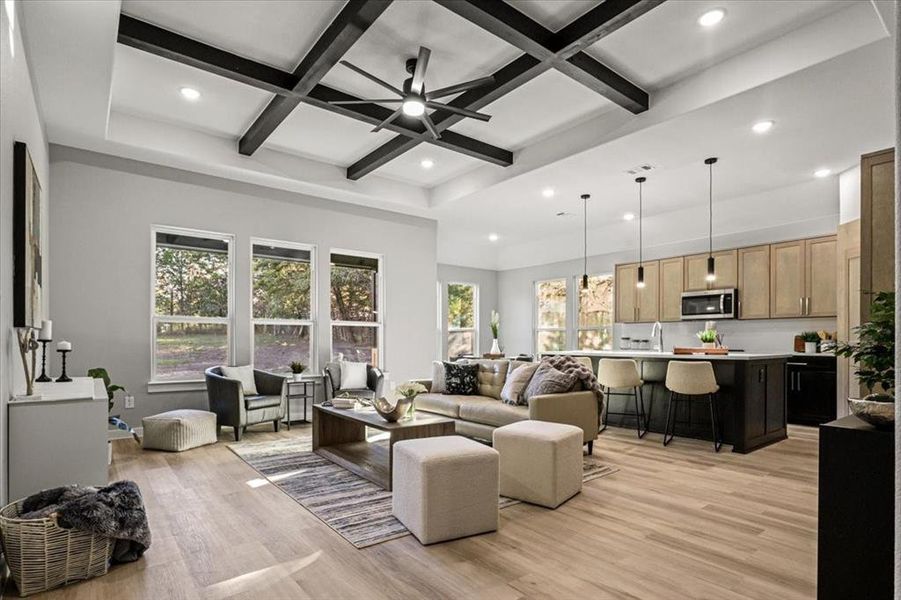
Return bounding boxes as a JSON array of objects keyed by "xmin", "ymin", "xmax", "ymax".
[
  {"xmin": 20, "ymin": 480, "xmax": 151, "ymax": 563},
  {"xmin": 543, "ymin": 355, "xmax": 605, "ymax": 413}
]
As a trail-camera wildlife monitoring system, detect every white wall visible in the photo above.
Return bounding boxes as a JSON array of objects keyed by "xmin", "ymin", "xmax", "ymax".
[
  {"xmin": 1, "ymin": 0, "xmax": 50, "ymax": 503},
  {"xmin": 437, "ymin": 264, "xmax": 498, "ymax": 358},
  {"xmin": 839, "ymin": 165, "xmax": 861, "ymax": 224},
  {"xmin": 48, "ymin": 147, "xmax": 437, "ymax": 423}
]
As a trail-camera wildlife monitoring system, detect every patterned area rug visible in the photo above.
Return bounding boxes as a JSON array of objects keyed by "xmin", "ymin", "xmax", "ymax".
[{"xmin": 228, "ymin": 435, "xmax": 617, "ymax": 549}]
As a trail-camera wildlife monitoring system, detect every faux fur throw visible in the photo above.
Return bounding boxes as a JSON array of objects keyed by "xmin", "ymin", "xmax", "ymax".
[
  {"xmin": 20, "ymin": 480, "xmax": 151, "ymax": 563},
  {"xmin": 542, "ymin": 355, "xmax": 605, "ymax": 413}
]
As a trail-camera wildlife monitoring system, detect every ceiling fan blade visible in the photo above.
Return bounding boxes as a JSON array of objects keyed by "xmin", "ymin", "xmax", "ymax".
[
  {"xmin": 372, "ymin": 107, "xmax": 403, "ymax": 133},
  {"xmin": 426, "ymin": 76, "xmax": 495, "ymax": 100},
  {"xmin": 425, "ymin": 102, "xmax": 491, "ymax": 122},
  {"xmin": 329, "ymin": 99, "xmax": 403, "ymax": 105},
  {"xmin": 410, "ymin": 46, "xmax": 431, "ymax": 95},
  {"xmin": 420, "ymin": 113, "xmax": 441, "ymax": 139},
  {"xmin": 339, "ymin": 60, "xmax": 403, "ymax": 96}
]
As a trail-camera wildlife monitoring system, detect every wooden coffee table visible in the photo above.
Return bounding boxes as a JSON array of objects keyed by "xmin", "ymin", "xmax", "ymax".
[{"xmin": 312, "ymin": 404, "xmax": 455, "ymax": 490}]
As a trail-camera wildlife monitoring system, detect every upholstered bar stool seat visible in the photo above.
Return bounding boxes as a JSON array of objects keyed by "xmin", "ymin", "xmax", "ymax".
[
  {"xmin": 663, "ymin": 361, "xmax": 722, "ymax": 451},
  {"xmin": 597, "ymin": 358, "xmax": 647, "ymax": 438},
  {"xmin": 142, "ymin": 409, "xmax": 218, "ymax": 452},
  {"xmin": 392, "ymin": 436, "xmax": 499, "ymax": 545},
  {"xmin": 493, "ymin": 421, "xmax": 583, "ymax": 509}
]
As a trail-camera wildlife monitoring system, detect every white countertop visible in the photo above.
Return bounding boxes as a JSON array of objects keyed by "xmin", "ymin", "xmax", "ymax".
[
  {"xmin": 543, "ymin": 350, "xmax": 794, "ymax": 361},
  {"xmin": 10, "ymin": 377, "xmax": 106, "ymax": 404}
]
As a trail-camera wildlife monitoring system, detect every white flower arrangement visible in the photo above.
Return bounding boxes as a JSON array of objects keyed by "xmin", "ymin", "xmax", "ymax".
[
  {"xmin": 396, "ymin": 381, "xmax": 427, "ymax": 399},
  {"xmin": 489, "ymin": 310, "xmax": 500, "ymax": 339}
]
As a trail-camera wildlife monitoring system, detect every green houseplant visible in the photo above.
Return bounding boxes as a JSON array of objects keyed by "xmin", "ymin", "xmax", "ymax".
[
  {"xmin": 799, "ymin": 331, "xmax": 820, "ymax": 354},
  {"xmin": 290, "ymin": 361, "xmax": 307, "ymax": 382},
  {"xmin": 87, "ymin": 367, "xmax": 139, "ymax": 443},
  {"xmin": 696, "ymin": 329, "xmax": 717, "ymax": 348},
  {"xmin": 835, "ymin": 291, "xmax": 894, "ymax": 428}
]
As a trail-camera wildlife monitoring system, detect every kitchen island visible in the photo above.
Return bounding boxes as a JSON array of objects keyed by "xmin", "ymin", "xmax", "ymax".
[{"xmin": 544, "ymin": 350, "xmax": 791, "ymax": 453}]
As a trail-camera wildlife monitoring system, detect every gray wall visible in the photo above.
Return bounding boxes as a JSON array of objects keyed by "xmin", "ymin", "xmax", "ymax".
[
  {"xmin": 48, "ymin": 147, "xmax": 437, "ymax": 423},
  {"xmin": 437, "ymin": 264, "xmax": 498, "ymax": 358}
]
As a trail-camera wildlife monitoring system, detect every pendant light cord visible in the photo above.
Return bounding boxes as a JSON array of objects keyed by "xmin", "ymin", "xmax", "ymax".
[
  {"xmin": 708, "ymin": 161, "xmax": 713, "ymax": 257},
  {"xmin": 584, "ymin": 195, "xmax": 587, "ymax": 276},
  {"xmin": 639, "ymin": 180, "xmax": 643, "ymax": 265}
]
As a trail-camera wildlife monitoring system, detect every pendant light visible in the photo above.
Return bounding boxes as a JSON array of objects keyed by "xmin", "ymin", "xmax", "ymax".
[
  {"xmin": 581, "ymin": 194, "xmax": 590, "ymax": 289},
  {"xmin": 635, "ymin": 177, "xmax": 646, "ymax": 288},
  {"xmin": 704, "ymin": 157, "xmax": 718, "ymax": 282}
]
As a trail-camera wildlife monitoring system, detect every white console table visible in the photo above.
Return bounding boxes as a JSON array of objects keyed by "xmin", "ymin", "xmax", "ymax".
[{"xmin": 8, "ymin": 377, "xmax": 108, "ymax": 501}]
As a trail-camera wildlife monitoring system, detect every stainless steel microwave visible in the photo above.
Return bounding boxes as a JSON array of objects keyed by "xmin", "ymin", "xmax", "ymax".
[{"xmin": 680, "ymin": 288, "xmax": 737, "ymax": 320}]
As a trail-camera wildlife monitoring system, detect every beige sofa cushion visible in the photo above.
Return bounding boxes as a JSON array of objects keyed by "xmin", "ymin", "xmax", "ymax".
[
  {"xmin": 460, "ymin": 359, "xmax": 509, "ymax": 399},
  {"xmin": 459, "ymin": 397, "xmax": 528, "ymax": 428},
  {"xmin": 415, "ymin": 393, "xmax": 468, "ymax": 418}
]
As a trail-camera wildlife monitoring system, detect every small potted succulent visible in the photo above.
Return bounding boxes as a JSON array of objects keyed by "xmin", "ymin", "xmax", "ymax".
[
  {"xmin": 289, "ymin": 361, "xmax": 306, "ymax": 382},
  {"xmin": 835, "ymin": 291, "xmax": 894, "ymax": 429},
  {"xmin": 696, "ymin": 329, "xmax": 717, "ymax": 349},
  {"xmin": 799, "ymin": 331, "xmax": 820, "ymax": 354}
]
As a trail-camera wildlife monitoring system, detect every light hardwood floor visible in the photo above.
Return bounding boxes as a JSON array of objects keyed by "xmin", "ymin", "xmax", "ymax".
[{"xmin": 37, "ymin": 424, "xmax": 819, "ymax": 600}]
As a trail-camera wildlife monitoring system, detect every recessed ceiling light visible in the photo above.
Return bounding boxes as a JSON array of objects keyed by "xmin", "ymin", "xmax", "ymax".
[
  {"xmin": 814, "ymin": 168, "xmax": 832, "ymax": 178},
  {"xmin": 752, "ymin": 120, "xmax": 774, "ymax": 134},
  {"xmin": 420, "ymin": 158, "xmax": 435, "ymax": 169},
  {"xmin": 488, "ymin": 233, "xmax": 499, "ymax": 242},
  {"xmin": 541, "ymin": 187, "xmax": 555, "ymax": 198},
  {"xmin": 623, "ymin": 212, "xmax": 635, "ymax": 221},
  {"xmin": 179, "ymin": 87, "xmax": 201, "ymax": 101},
  {"xmin": 698, "ymin": 8, "xmax": 725, "ymax": 27}
]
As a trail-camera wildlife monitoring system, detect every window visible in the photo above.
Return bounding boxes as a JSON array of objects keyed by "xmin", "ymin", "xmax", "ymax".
[
  {"xmin": 535, "ymin": 278, "xmax": 567, "ymax": 352},
  {"xmin": 330, "ymin": 251, "xmax": 382, "ymax": 365},
  {"xmin": 447, "ymin": 283, "xmax": 478, "ymax": 358},
  {"xmin": 152, "ymin": 227, "xmax": 233, "ymax": 381},
  {"xmin": 578, "ymin": 275, "xmax": 614, "ymax": 350},
  {"xmin": 251, "ymin": 240, "xmax": 315, "ymax": 374}
]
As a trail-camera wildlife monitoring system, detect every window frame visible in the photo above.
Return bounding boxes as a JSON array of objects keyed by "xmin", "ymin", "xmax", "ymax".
[
  {"xmin": 149, "ymin": 224, "xmax": 235, "ymax": 384},
  {"xmin": 533, "ymin": 277, "xmax": 568, "ymax": 354},
  {"xmin": 445, "ymin": 281, "xmax": 480, "ymax": 359},
  {"xmin": 328, "ymin": 248, "xmax": 384, "ymax": 369},
  {"xmin": 249, "ymin": 237, "xmax": 318, "ymax": 375},
  {"xmin": 575, "ymin": 273, "xmax": 615, "ymax": 351}
]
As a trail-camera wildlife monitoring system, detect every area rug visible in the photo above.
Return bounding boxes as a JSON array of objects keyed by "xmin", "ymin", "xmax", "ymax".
[{"xmin": 228, "ymin": 436, "xmax": 617, "ymax": 549}]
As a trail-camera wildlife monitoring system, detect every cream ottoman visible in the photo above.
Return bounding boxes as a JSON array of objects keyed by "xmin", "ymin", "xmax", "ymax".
[
  {"xmin": 493, "ymin": 421, "xmax": 583, "ymax": 508},
  {"xmin": 392, "ymin": 436, "xmax": 499, "ymax": 545},
  {"xmin": 142, "ymin": 409, "xmax": 218, "ymax": 452}
]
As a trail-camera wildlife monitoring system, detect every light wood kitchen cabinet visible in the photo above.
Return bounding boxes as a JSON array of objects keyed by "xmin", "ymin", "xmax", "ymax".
[
  {"xmin": 860, "ymin": 148, "xmax": 895, "ymax": 322},
  {"xmin": 615, "ymin": 261, "xmax": 659, "ymax": 323},
  {"xmin": 770, "ymin": 240, "xmax": 806, "ymax": 318},
  {"xmin": 684, "ymin": 250, "xmax": 738, "ymax": 291},
  {"xmin": 737, "ymin": 245, "xmax": 770, "ymax": 319},
  {"xmin": 658, "ymin": 257, "xmax": 684, "ymax": 322},
  {"xmin": 805, "ymin": 235, "xmax": 837, "ymax": 317}
]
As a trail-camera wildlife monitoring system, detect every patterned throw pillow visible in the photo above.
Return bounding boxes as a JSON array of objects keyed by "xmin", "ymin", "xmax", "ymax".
[
  {"xmin": 501, "ymin": 362, "xmax": 539, "ymax": 405},
  {"xmin": 523, "ymin": 362, "xmax": 577, "ymax": 403},
  {"xmin": 443, "ymin": 362, "xmax": 480, "ymax": 395}
]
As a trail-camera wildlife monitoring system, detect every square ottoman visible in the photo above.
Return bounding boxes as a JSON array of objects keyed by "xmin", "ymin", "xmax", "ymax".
[
  {"xmin": 392, "ymin": 435, "xmax": 498, "ymax": 545},
  {"xmin": 142, "ymin": 409, "xmax": 218, "ymax": 452},
  {"xmin": 493, "ymin": 421, "xmax": 583, "ymax": 508}
]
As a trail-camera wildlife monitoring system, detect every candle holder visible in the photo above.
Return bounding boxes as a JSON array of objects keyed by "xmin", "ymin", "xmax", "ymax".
[
  {"xmin": 35, "ymin": 340, "xmax": 52, "ymax": 382},
  {"xmin": 56, "ymin": 349, "xmax": 72, "ymax": 383}
]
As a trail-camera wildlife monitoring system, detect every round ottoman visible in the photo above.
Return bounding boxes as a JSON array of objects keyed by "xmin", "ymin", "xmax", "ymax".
[{"xmin": 142, "ymin": 409, "xmax": 218, "ymax": 452}]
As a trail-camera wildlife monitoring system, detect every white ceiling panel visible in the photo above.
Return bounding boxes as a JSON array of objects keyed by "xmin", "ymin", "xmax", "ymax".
[
  {"xmin": 586, "ymin": 0, "xmax": 855, "ymax": 90},
  {"xmin": 376, "ymin": 143, "xmax": 486, "ymax": 187},
  {"xmin": 121, "ymin": 0, "xmax": 345, "ymax": 70},
  {"xmin": 511, "ymin": 0, "xmax": 597, "ymax": 32},
  {"xmin": 111, "ymin": 45, "xmax": 271, "ymax": 138}
]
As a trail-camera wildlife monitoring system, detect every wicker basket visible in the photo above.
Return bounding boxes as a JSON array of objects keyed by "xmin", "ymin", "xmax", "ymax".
[{"xmin": 0, "ymin": 499, "xmax": 113, "ymax": 597}]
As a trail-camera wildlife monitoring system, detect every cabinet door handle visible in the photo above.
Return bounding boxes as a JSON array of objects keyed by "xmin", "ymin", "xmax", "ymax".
[
  {"xmin": 799, "ymin": 297, "xmax": 803, "ymax": 315},
  {"xmin": 797, "ymin": 373, "xmax": 801, "ymax": 391},
  {"xmin": 806, "ymin": 297, "xmax": 811, "ymax": 315}
]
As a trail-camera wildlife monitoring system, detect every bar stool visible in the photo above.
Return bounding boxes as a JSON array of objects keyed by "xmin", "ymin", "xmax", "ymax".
[
  {"xmin": 597, "ymin": 359, "xmax": 646, "ymax": 438},
  {"xmin": 663, "ymin": 361, "xmax": 722, "ymax": 452}
]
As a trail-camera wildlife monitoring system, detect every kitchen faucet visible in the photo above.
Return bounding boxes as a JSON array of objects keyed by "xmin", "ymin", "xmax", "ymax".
[{"xmin": 651, "ymin": 321, "xmax": 664, "ymax": 352}]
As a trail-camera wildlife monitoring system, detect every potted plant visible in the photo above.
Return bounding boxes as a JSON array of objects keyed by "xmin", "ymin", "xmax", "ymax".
[
  {"xmin": 696, "ymin": 329, "xmax": 717, "ymax": 349},
  {"xmin": 489, "ymin": 310, "xmax": 501, "ymax": 355},
  {"xmin": 835, "ymin": 291, "xmax": 894, "ymax": 429},
  {"xmin": 88, "ymin": 367, "xmax": 139, "ymax": 464},
  {"xmin": 373, "ymin": 381, "xmax": 427, "ymax": 422},
  {"xmin": 290, "ymin": 361, "xmax": 306, "ymax": 382},
  {"xmin": 800, "ymin": 331, "xmax": 820, "ymax": 354}
]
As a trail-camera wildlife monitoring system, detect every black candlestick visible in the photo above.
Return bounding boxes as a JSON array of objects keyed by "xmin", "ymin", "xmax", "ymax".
[
  {"xmin": 56, "ymin": 349, "xmax": 72, "ymax": 383},
  {"xmin": 35, "ymin": 340, "xmax": 52, "ymax": 382}
]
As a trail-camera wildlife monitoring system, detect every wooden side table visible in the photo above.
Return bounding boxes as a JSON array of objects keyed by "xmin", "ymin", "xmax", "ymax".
[{"xmin": 285, "ymin": 376, "xmax": 321, "ymax": 429}]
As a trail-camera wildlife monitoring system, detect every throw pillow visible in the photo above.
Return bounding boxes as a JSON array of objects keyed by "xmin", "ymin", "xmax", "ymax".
[
  {"xmin": 221, "ymin": 365, "xmax": 258, "ymax": 395},
  {"xmin": 500, "ymin": 362, "xmax": 539, "ymax": 405},
  {"xmin": 443, "ymin": 362, "xmax": 479, "ymax": 395},
  {"xmin": 339, "ymin": 361, "xmax": 368, "ymax": 390},
  {"xmin": 523, "ymin": 362, "xmax": 577, "ymax": 403},
  {"xmin": 430, "ymin": 361, "xmax": 446, "ymax": 393}
]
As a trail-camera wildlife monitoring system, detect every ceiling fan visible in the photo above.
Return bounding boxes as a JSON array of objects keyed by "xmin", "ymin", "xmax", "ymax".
[{"xmin": 328, "ymin": 46, "xmax": 495, "ymax": 139}]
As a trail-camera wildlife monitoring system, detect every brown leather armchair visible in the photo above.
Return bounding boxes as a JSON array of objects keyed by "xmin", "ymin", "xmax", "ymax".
[{"xmin": 205, "ymin": 367, "xmax": 286, "ymax": 441}]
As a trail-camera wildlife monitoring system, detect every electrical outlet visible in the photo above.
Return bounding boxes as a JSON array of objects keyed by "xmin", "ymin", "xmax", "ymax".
[{"xmin": 124, "ymin": 395, "xmax": 135, "ymax": 409}]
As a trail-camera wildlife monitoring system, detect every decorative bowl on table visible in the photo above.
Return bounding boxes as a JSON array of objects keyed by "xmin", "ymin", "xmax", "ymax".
[
  {"xmin": 847, "ymin": 395, "xmax": 895, "ymax": 430},
  {"xmin": 373, "ymin": 396, "xmax": 414, "ymax": 422}
]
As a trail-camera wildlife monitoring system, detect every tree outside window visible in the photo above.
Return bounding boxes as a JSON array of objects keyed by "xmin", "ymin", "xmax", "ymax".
[
  {"xmin": 578, "ymin": 275, "xmax": 614, "ymax": 350},
  {"xmin": 330, "ymin": 252, "xmax": 382, "ymax": 365},
  {"xmin": 535, "ymin": 278, "xmax": 567, "ymax": 352},
  {"xmin": 447, "ymin": 283, "xmax": 477, "ymax": 358}
]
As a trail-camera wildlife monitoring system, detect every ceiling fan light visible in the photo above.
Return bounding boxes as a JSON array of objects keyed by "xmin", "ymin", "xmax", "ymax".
[{"xmin": 402, "ymin": 97, "xmax": 425, "ymax": 117}]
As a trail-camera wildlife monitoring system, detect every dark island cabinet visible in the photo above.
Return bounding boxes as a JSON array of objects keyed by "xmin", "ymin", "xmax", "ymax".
[{"xmin": 787, "ymin": 355, "xmax": 837, "ymax": 425}]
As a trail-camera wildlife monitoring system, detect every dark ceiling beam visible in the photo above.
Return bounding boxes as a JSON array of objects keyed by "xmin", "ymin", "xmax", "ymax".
[{"xmin": 238, "ymin": 0, "xmax": 393, "ymax": 156}]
